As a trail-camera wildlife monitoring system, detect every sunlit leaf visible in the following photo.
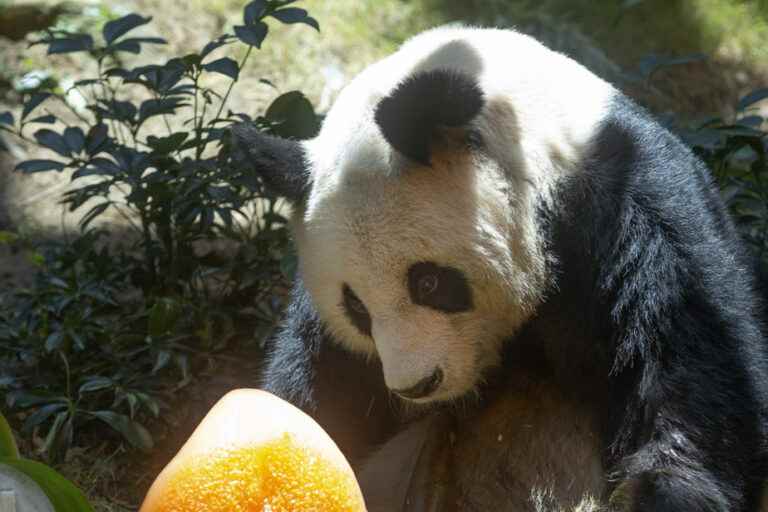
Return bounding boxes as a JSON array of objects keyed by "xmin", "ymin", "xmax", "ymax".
[
  {"xmin": 0, "ymin": 413, "xmax": 19, "ymax": 458},
  {"xmin": 0, "ymin": 457, "xmax": 95, "ymax": 512}
]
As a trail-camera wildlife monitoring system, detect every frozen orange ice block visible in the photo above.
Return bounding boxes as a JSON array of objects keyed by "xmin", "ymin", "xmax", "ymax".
[{"xmin": 140, "ymin": 389, "xmax": 366, "ymax": 512}]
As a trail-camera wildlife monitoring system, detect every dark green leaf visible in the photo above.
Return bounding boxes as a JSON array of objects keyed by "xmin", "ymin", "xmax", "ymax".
[
  {"xmin": 201, "ymin": 35, "xmax": 234, "ymax": 58},
  {"xmin": 136, "ymin": 392, "xmax": 160, "ymax": 418},
  {"xmin": 78, "ymin": 377, "xmax": 113, "ymax": 395},
  {"xmin": 41, "ymin": 412, "xmax": 67, "ymax": 455},
  {"xmin": 110, "ymin": 37, "xmax": 166, "ymax": 54},
  {"xmin": 234, "ymin": 23, "xmax": 268, "ymax": 48},
  {"xmin": 45, "ymin": 331, "xmax": 65, "ymax": 352},
  {"xmin": 0, "ymin": 112, "xmax": 13, "ymax": 126},
  {"xmin": 138, "ymin": 98, "xmax": 185, "ymax": 126},
  {"xmin": 110, "ymin": 40, "xmax": 140, "ymax": 54},
  {"xmin": 244, "ymin": 0, "xmax": 268, "ymax": 24},
  {"xmin": 0, "ymin": 413, "xmax": 19, "ymax": 458},
  {"xmin": 270, "ymin": 7, "xmax": 306, "ymax": 23},
  {"xmin": 103, "ymin": 14, "xmax": 152, "ymax": 44},
  {"xmin": 74, "ymin": 78, "xmax": 102, "ymax": 87},
  {"xmin": 148, "ymin": 298, "xmax": 181, "ymax": 337},
  {"xmin": 202, "ymin": 57, "xmax": 239, "ymax": 80},
  {"xmin": 34, "ymin": 129, "xmax": 70, "ymax": 156},
  {"xmin": 736, "ymin": 115, "xmax": 764, "ymax": 128},
  {"xmin": 0, "ymin": 457, "xmax": 95, "ymax": 512},
  {"xmin": 737, "ymin": 88, "xmax": 768, "ymax": 112},
  {"xmin": 22, "ymin": 403, "xmax": 67, "ymax": 432},
  {"xmin": 80, "ymin": 202, "xmax": 110, "ymax": 230},
  {"xmin": 265, "ymin": 91, "xmax": 320, "ymax": 139},
  {"xmin": 6, "ymin": 391, "xmax": 60, "ymax": 409},
  {"xmin": 15, "ymin": 159, "xmax": 66, "ymax": 173},
  {"xmin": 152, "ymin": 350, "xmax": 171, "ymax": 374},
  {"xmin": 89, "ymin": 411, "xmax": 153, "ymax": 451},
  {"xmin": 86, "ymin": 158, "xmax": 121, "ymax": 177},
  {"xmin": 182, "ymin": 53, "xmax": 202, "ymax": 68},
  {"xmin": 22, "ymin": 93, "xmax": 52, "ymax": 120},
  {"xmin": 85, "ymin": 124, "xmax": 109, "ymax": 155},
  {"xmin": 146, "ymin": 132, "xmax": 188, "ymax": 154},
  {"xmin": 63, "ymin": 127, "xmax": 85, "ymax": 154},
  {"xmin": 48, "ymin": 35, "xmax": 94, "ymax": 54},
  {"xmin": 270, "ymin": 8, "xmax": 319, "ymax": 31}
]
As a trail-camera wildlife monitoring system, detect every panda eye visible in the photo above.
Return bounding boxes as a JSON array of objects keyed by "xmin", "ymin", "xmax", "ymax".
[
  {"xmin": 348, "ymin": 295, "xmax": 367, "ymax": 314},
  {"xmin": 342, "ymin": 284, "xmax": 372, "ymax": 337},
  {"xmin": 417, "ymin": 274, "xmax": 439, "ymax": 299},
  {"xmin": 407, "ymin": 262, "xmax": 473, "ymax": 313},
  {"xmin": 466, "ymin": 129, "xmax": 484, "ymax": 150}
]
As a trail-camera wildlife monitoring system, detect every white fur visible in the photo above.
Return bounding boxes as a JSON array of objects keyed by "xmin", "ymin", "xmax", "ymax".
[{"xmin": 292, "ymin": 26, "xmax": 617, "ymax": 402}]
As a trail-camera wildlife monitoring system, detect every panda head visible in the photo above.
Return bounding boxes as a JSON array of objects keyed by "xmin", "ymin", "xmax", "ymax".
[{"xmin": 233, "ymin": 27, "xmax": 614, "ymax": 403}]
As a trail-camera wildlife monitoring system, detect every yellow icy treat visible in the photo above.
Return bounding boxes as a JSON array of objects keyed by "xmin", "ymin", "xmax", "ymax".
[{"xmin": 140, "ymin": 390, "xmax": 365, "ymax": 512}]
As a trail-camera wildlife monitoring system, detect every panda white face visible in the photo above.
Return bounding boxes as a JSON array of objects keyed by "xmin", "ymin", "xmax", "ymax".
[
  {"xmin": 292, "ymin": 139, "xmax": 550, "ymax": 402},
  {"xmin": 235, "ymin": 26, "xmax": 616, "ymax": 403}
]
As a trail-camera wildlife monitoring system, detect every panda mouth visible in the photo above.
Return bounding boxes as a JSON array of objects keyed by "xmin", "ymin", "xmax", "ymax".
[{"xmin": 391, "ymin": 367, "xmax": 444, "ymax": 400}]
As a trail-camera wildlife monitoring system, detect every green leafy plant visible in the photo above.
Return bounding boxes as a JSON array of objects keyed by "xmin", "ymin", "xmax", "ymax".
[
  {"xmin": 0, "ymin": 0, "xmax": 319, "ymax": 460},
  {"xmin": 678, "ymin": 89, "xmax": 768, "ymax": 272},
  {"xmin": 0, "ymin": 411, "xmax": 94, "ymax": 512}
]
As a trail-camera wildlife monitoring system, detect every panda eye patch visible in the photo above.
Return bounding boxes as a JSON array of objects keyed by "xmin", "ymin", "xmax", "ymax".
[
  {"xmin": 407, "ymin": 262, "xmax": 473, "ymax": 313},
  {"xmin": 342, "ymin": 284, "xmax": 372, "ymax": 337},
  {"xmin": 466, "ymin": 129, "xmax": 484, "ymax": 150}
]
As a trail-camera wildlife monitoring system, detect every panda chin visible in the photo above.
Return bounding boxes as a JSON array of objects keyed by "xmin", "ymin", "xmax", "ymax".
[{"xmin": 391, "ymin": 382, "xmax": 484, "ymax": 412}]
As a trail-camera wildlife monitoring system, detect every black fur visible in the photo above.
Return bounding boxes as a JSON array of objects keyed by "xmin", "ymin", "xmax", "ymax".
[
  {"xmin": 374, "ymin": 69, "xmax": 484, "ymax": 165},
  {"xmin": 255, "ymin": 89, "xmax": 768, "ymax": 509},
  {"xmin": 533, "ymin": 95, "xmax": 768, "ymax": 511},
  {"xmin": 407, "ymin": 261, "xmax": 473, "ymax": 313},
  {"xmin": 230, "ymin": 122, "xmax": 310, "ymax": 202},
  {"xmin": 342, "ymin": 283, "xmax": 373, "ymax": 337}
]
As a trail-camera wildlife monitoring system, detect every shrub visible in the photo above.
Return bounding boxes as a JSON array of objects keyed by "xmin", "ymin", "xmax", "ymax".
[
  {"xmin": 0, "ymin": 0, "xmax": 319, "ymax": 460},
  {"xmin": 678, "ymin": 89, "xmax": 768, "ymax": 274}
]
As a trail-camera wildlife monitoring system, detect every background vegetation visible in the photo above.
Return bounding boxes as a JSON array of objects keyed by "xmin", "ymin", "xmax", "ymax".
[{"xmin": 0, "ymin": 0, "xmax": 767, "ymax": 510}]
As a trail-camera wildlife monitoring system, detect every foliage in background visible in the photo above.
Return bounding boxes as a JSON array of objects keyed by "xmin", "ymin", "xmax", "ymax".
[
  {"xmin": 678, "ymin": 89, "xmax": 768, "ymax": 272},
  {"xmin": 0, "ymin": 411, "xmax": 94, "ymax": 512},
  {"xmin": 0, "ymin": 0, "xmax": 317, "ymax": 461}
]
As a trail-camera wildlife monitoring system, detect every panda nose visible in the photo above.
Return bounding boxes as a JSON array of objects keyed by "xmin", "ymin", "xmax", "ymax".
[{"xmin": 392, "ymin": 367, "xmax": 443, "ymax": 399}]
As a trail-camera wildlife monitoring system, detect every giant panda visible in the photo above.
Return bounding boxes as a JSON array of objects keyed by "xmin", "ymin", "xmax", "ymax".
[{"xmin": 232, "ymin": 26, "xmax": 768, "ymax": 511}]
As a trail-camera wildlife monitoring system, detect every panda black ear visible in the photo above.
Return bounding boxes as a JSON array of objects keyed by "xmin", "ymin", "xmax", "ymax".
[
  {"xmin": 374, "ymin": 69, "xmax": 484, "ymax": 166},
  {"xmin": 230, "ymin": 123, "xmax": 310, "ymax": 203}
]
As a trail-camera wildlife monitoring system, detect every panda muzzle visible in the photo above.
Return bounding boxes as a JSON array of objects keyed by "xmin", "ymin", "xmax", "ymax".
[{"xmin": 391, "ymin": 367, "xmax": 444, "ymax": 400}]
